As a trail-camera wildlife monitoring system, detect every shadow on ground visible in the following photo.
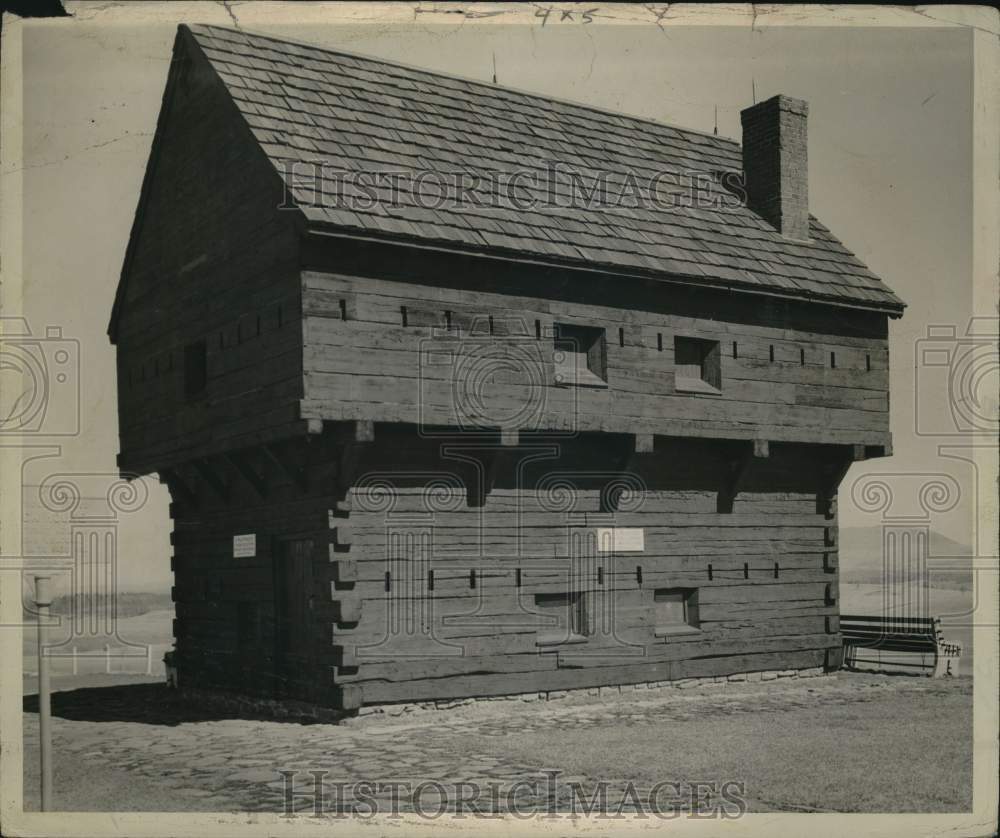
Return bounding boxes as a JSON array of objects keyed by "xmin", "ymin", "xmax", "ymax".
[{"xmin": 23, "ymin": 683, "xmax": 341, "ymax": 726}]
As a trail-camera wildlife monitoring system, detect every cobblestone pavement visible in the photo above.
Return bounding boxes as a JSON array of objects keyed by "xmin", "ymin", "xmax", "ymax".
[{"xmin": 23, "ymin": 672, "xmax": 970, "ymax": 813}]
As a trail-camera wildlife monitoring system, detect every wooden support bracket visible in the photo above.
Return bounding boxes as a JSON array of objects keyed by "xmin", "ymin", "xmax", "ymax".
[
  {"xmin": 225, "ymin": 451, "xmax": 268, "ymax": 501},
  {"xmin": 309, "ymin": 434, "xmax": 341, "ymax": 488},
  {"xmin": 262, "ymin": 441, "xmax": 309, "ymax": 493},
  {"xmin": 468, "ymin": 448, "xmax": 509, "ymax": 508},
  {"xmin": 159, "ymin": 467, "xmax": 199, "ymax": 509},
  {"xmin": 718, "ymin": 439, "xmax": 769, "ymax": 513},
  {"xmin": 192, "ymin": 458, "xmax": 229, "ymax": 503},
  {"xmin": 337, "ymin": 421, "xmax": 375, "ymax": 496},
  {"xmin": 818, "ymin": 444, "xmax": 866, "ymax": 517},
  {"xmin": 600, "ymin": 437, "xmax": 643, "ymax": 513},
  {"xmin": 485, "ymin": 450, "xmax": 504, "ymax": 495},
  {"xmin": 338, "ymin": 444, "xmax": 367, "ymax": 496}
]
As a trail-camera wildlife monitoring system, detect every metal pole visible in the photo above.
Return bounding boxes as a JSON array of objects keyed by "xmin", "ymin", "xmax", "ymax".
[{"xmin": 34, "ymin": 576, "xmax": 53, "ymax": 811}]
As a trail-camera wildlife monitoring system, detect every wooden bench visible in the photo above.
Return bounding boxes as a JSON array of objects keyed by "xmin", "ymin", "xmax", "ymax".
[{"xmin": 840, "ymin": 614, "xmax": 962, "ymax": 677}]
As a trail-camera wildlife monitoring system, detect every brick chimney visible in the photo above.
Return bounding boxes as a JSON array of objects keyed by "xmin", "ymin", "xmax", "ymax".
[{"xmin": 740, "ymin": 95, "xmax": 810, "ymax": 241}]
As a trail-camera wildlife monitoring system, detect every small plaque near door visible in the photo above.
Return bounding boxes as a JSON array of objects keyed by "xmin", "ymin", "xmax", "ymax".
[
  {"xmin": 596, "ymin": 527, "xmax": 644, "ymax": 552},
  {"xmin": 233, "ymin": 533, "xmax": 256, "ymax": 558}
]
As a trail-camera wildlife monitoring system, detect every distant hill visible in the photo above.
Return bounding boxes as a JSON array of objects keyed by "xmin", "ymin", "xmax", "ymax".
[
  {"xmin": 23, "ymin": 591, "xmax": 173, "ymax": 620},
  {"xmin": 840, "ymin": 526, "xmax": 973, "ymax": 590}
]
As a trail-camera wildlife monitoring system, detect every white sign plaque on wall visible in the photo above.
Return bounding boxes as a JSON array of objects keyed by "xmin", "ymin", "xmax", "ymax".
[
  {"xmin": 596, "ymin": 527, "xmax": 645, "ymax": 553},
  {"xmin": 233, "ymin": 533, "xmax": 256, "ymax": 558}
]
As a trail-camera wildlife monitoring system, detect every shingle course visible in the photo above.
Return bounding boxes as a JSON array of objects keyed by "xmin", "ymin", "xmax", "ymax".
[{"xmin": 188, "ymin": 24, "xmax": 904, "ymax": 312}]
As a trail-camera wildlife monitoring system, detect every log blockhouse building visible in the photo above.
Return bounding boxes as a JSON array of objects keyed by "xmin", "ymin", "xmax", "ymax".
[{"xmin": 109, "ymin": 25, "xmax": 905, "ymax": 709}]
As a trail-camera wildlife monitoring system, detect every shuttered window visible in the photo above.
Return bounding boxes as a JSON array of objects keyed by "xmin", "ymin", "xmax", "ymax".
[
  {"xmin": 674, "ymin": 336, "xmax": 721, "ymax": 394},
  {"xmin": 553, "ymin": 323, "xmax": 607, "ymax": 387},
  {"xmin": 535, "ymin": 591, "xmax": 589, "ymax": 645},
  {"xmin": 654, "ymin": 587, "xmax": 701, "ymax": 635}
]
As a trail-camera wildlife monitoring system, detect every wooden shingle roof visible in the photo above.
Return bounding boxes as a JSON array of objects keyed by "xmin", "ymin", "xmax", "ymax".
[{"xmin": 187, "ymin": 24, "xmax": 904, "ymax": 314}]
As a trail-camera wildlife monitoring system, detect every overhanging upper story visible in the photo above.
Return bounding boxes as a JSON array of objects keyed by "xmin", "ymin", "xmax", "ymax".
[{"xmin": 108, "ymin": 24, "xmax": 904, "ymax": 477}]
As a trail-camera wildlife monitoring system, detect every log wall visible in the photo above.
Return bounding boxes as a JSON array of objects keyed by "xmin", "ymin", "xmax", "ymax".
[
  {"xmin": 168, "ymin": 446, "xmax": 340, "ymax": 705},
  {"xmin": 168, "ymin": 427, "xmax": 844, "ymax": 708},
  {"xmin": 113, "ymin": 38, "xmax": 305, "ymax": 475},
  {"xmin": 299, "ymin": 265, "xmax": 891, "ymax": 448}
]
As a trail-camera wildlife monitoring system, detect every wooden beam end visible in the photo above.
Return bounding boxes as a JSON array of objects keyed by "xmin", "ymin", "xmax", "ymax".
[
  {"xmin": 354, "ymin": 420, "xmax": 375, "ymax": 443},
  {"xmin": 336, "ymin": 684, "xmax": 363, "ymax": 711},
  {"xmin": 634, "ymin": 433, "xmax": 655, "ymax": 454},
  {"xmin": 332, "ymin": 644, "xmax": 356, "ymax": 669},
  {"xmin": 332, "ymin": 598, "xmax": 362, "ymax": 624},
  {"xmin": 330, "ymin": 559, "xmax": 358, "ymax": 584}
]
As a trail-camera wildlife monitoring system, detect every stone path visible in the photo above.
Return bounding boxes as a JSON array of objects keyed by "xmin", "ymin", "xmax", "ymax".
[{"xmin": 22, "ymin": 672, "xmax": 968, "ymax": 814}]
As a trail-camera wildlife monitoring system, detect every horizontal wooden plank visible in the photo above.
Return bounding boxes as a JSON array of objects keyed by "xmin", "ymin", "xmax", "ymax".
[
  {"xmin": 297, "ymin": 268, "xmax": 889, "ymax": 447},
  {"xmin": 355, "ymin": 647, "xmax": 830, "ymax": 702}
]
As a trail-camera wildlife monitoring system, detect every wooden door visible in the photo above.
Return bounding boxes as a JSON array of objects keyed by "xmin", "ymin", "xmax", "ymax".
[{"xmin": 273, "ymin": 538, "xmax": 315, "ymax": 697}]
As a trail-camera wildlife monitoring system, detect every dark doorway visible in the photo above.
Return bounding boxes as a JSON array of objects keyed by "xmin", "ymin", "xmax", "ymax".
[{"xmin": 273, "ymin": 538, "xmax": 315, "ymax": 699}]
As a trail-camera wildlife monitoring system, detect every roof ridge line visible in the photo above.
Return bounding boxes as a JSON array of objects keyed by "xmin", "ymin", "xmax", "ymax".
[{"xmin": 187, "ymin": 23, "xmax": 742, "ymax": 151}]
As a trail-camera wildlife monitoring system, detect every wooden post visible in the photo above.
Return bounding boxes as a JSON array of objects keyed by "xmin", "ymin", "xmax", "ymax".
[{"xmin": 34, "ymin": 576, "xmax": 53, "ymax": 811}]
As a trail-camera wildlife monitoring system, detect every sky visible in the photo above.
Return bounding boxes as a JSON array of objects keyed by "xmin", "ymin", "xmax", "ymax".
[{"xmin": 9, "ymin": 9, "xmax": 983, "ymax": 591}]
